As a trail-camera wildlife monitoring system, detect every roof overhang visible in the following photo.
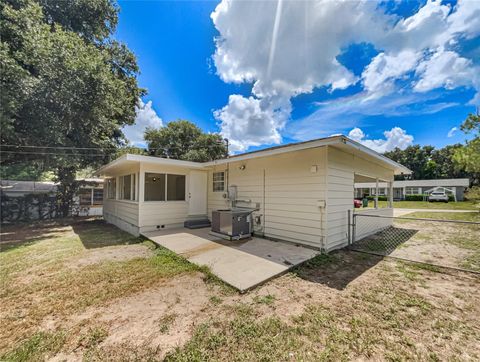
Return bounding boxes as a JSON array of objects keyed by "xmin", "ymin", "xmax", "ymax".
[
  {"xmin": 95, "ymin": 136, "xmax": 412, "ymax": 177},
  {"xmin": 95, "ymin": 154, "xmax": 205, "ymax": 176},
  {"xmin": 204, "ymin": 136, "xmax": 411, "ymax": 175}
]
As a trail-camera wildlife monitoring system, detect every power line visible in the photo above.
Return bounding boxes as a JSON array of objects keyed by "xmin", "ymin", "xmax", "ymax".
[
  {"xmin": 0, "ymin": 150, "xmax": 109, "ymax": 157},
  {"xmin": 0, "ymin": 142, "xmax": 228, "ymax": 151}
]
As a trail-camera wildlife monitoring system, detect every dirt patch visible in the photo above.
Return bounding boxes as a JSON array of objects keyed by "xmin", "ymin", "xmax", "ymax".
[
  {"xmin": 67, "ymin": 273, "xmax": 217, "ymax": 359},
  {"xmin": 67, "ymin": 244, "xmax": 153, "ymax": 269}
]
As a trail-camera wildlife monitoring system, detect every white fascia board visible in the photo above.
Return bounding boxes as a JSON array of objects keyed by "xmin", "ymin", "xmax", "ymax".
[
  {"xmin": 343, "ymin": 138, "xmax": 412, "ymax": 175},
  {"xmin": 125, "ymin": 154, "xmax": 205, "ymax": 168},
  {"xmin": 203, "ymin": 136, "xmax": 344, "ymax": 166}
]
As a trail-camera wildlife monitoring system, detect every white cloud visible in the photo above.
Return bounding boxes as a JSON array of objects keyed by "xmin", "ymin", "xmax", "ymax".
[
  {"xmin": 348, "ymin": 127, "xmax": 414, "ymax": 153},
  {"xmin": 211, "ymin": 0, "xmax": 480, "ymax": 151},
  {"xmin": 414, "ymin": 50, "xmax": 476, "ymax": 92},
  {"xmin": 447, "ymin": 126, "xmax": 458, "ymax": 137},
  {"xmin": 122, "ymin": 99, "xmax": 163, "ymax": 146},
  {"xmin": 213, "ymin": 94, "xmax": 289, "ymax": 152}
]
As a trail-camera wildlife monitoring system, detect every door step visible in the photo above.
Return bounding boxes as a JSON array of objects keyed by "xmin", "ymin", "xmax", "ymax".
[{"xmin": 184, "ymin": 219, "xmax": 211, "ymax": 229}]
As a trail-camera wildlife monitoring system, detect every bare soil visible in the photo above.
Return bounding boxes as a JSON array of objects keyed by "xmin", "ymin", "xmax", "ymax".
[{"xmin": 1, "ymin": 219, "xmax": 479, "ymax": 361}]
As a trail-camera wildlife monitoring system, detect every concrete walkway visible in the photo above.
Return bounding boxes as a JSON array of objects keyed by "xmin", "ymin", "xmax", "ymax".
[
  {"xmin": 393, "ymin": 208, "xmax": 478, "ymax": 217},
  {"xmin": 143, "ymin": 228, "xmax": 319, "ymax": 292}
]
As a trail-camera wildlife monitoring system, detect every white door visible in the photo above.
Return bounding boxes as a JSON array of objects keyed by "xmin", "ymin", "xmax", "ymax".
[{"xmin": 188, "ymin": 171, "xmax": 207, "ymax": 216}]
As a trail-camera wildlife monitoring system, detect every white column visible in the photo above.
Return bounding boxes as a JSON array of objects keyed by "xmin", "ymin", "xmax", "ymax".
[
  {"xmin": 388, "ymin": 181, "xmax": 394, "ymax": 208},
  {"xmin": 139, "ymin": 166, "xmax": 145, "ymax": 203},
  {"xmin": 375, "ymin": 178, "xmax": 379, "ymax": 209}
]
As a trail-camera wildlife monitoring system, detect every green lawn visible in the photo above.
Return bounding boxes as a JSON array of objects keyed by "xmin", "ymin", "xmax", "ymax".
[
  {"xmin": 1, "ymin": 218, "xmax": 479, "ymax": 361},
  {"xmin": 369, "ymin": 200, "xmax": 479, "ymax": 210}
]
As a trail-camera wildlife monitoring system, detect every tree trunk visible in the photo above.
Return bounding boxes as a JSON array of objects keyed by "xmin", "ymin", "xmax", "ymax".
[{"xmin": 56, "ymin": 166, "xmax": 78, "ymax": 218}]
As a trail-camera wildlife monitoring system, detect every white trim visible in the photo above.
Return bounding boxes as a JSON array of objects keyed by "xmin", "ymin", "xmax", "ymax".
[{"xmin": 95, "ymin": 135, "xmax": 412, "ymax": 176}]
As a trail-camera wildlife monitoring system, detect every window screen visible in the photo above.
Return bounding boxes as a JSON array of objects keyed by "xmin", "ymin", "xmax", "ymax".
[
  {"xmin": 167, "ymin": 174, "xmax": 186, "ymax": 201},
  {"xmin": 107, "ymin": 178, "xmax": 116, "ymax": 199},
  {"xmin": 93, "ymin": 189, "xmax": 103, "ymax": 205},
  {"xmin": 145, "ymin": 173, "xmax": 165, "ymax": 201},
  {"xmin": 120, "ymin": 174, "xmax": 132, "ymax": 200},
  {"xmin": 212, "ymin": 172, "xmax": 225, "ymax": 192},
  {"xmin": 79, "ymin": 189, "xmax": 91, "ymax": 205}
]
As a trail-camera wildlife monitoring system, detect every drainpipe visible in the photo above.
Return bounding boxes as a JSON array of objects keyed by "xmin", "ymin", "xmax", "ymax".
[{"xmin": 375, "ymin": 178, "xmax": 379, "ymax": 209}]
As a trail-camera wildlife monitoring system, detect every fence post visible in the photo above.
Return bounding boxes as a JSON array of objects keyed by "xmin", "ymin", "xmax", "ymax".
[
  {"xmin": 352, "ymin": 212, "xmax": 356, "ymax": 246},
  {"xmin": 348, "ymin": 209, "xmax": 351, "ymax": 245}
]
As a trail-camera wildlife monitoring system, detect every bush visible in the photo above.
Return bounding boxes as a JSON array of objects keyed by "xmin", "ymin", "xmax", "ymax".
[
  {"xmin": 465, "ymin": 186, "xmax": 480, "ymax": 202},
  {"xmin": 405, "ymin": 194, "xmax": 425, "ymax": 201},
  {"xmin": 366, "ymin": 196, "xmax": 387, "ymax": 201}
]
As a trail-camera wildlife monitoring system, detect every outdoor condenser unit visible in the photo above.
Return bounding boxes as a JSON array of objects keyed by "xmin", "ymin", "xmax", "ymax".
[{"xmin": 210, "ymin": 208, "xmax": 253, "ymax": 240}]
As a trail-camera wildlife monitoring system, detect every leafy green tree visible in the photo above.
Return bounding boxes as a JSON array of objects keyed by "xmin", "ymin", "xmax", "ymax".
[
  {"xmin": 0, "ymin": 0, "xmax": 143, "ymax": 215},
  {"xmin": 144, "ymin": 120, "xmax": 227, "ymax": 162},
  {"xmin": 453, "ymin": 113, "xmax": 480, "ymax": 184}
]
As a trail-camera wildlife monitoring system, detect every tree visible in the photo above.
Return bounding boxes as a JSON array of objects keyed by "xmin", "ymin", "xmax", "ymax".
[
  {"xmin": 384, "ymin": 144, "xmax": 472, "ymax": 181},
  {"xmin": 1, "ymin": 0, "xmax": 143, "ymax": 215},
  {"xmin": 144, "ymin": 120, "xmax": 227, "ymax": 162},
  {"xmin": 453, "ymin": 113, "xmax": 480, "ymax": 184}
]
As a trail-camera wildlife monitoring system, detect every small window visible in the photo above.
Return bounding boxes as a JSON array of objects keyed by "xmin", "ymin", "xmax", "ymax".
[
  {"xmin": 212, "ymin": 172, "xmax": 225, "ymax": 192},
  {"xmin": 106, "ymin": 178, "xmax": 116, "ymax": 199},
  {"xmin": 167, "ymin": 174, "xmax": 186, "ymax": 201},
  {"xmin": 93, "ymin": 188, "xmax": 103, "ymax": 205},
  {"xmin": 145, "ymin": 173, "xmax": 166, "ymax": 201},
  {"xmin": 79, "ymin": 189, "xmax": 92, "ymax": 206}
]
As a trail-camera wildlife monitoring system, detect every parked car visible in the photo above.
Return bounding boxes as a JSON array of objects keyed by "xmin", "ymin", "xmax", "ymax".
[
  {"xmin": 428, "ymin": 191, "xmax": 449, "ymax": 202},
  {"xmin": 354, "ymin": 199, "xmax": 362, "ymax": 208}
]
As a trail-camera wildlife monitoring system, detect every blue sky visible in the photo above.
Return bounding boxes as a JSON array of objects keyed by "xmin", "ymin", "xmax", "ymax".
[{"xmin": 116, "ymin": 0, "xmax": 479, "ymax": 153}]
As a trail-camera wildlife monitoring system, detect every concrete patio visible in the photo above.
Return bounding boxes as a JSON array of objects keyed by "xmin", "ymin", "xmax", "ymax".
[{"xmin": 142, "ymin": 228, "xmax": 319, "ymax": 292}]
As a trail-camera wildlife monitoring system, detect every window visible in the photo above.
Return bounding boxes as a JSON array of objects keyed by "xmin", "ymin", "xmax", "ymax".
[
  {"xmin": 145, "ymin": 173, "xmax": 166, "ymax": 201},
  {"xmin": 213, "ymin": 172, "xmax": 225, "ymax": 192},
  {"xmin": 167, "ymin": 174, "xmax": 186, "ymax": 201},
  {"xmin": 406, "ymin": 187, "xmax": 421, "ymax": 195},
  {"xmin": 106, "ymin": 178, "xmax": 116, "ymax": 199},
  {"xmin": 93, "ymin": 188, "xmax": 103, "ymax": 205},
  {"xmin": 144, "ymin": 173, "xmax": 186, "ymax": 201},
  {"xmin": 79, "ymin": 189, "xmax": 92, "ymax": 206},
  {"xmin": 119, "ymin": 174, "xmax": 133, "ymax": 200}
]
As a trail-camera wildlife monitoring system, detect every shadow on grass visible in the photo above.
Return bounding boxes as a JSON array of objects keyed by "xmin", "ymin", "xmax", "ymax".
[
  {"xmin": 293, "ymin": 250, "xmax": 384, "ymax": 290},
  {"xmin": 0, "ymin": 217, "xmax": 140, "ymax": 252}
]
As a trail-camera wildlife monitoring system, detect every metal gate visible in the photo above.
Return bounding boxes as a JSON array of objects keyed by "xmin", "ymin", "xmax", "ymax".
[{"xmin": 349, "ymin": 211, "xmax": 480, "ymax": 273}]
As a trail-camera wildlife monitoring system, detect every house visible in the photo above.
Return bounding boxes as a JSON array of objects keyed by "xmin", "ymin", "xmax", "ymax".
[
  {"xmin": 354, "ymin": 178, "xmax": 470, "ymax": 201},
  {"xmin": 0, "ymin": 178, "xmax": 104, "ymax": 220},
  {"xmin": 95, "ymin": 135, "xmax": 410, "ymax": 252}
]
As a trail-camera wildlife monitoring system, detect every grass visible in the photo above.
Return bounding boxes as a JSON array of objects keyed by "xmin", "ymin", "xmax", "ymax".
[
  {"xmin": 1, "ymin": 218, "xmax": 479, "ymax": 360},
  {"xmin": 369, "ymin": 200, "xmax": 479, "ymax": 210},
  {"xmin": 0, "ymin": 219, "xmax": 211, "ymax": 360}
]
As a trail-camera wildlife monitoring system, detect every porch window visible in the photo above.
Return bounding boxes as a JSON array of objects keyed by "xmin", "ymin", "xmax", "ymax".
[
  {"xmin": 79, "ymin": 188, "xmax": 92, "ymax": 205},
  {"xmin": 167, "ymin": 174, "xmax": 186, "ymax": 201},
  {"xmin": 106, "ymin": 178, "xmax": 116, "ymax": 199},
  {"xmin": 93, "ymin": 188, "xmax": 103, "ymax": 205},
  {"xmin": 119, "ymin": 175, "xmax": 131, "ymax": 200},
  {"xmin": 144, "ymin": 173, "xmax": 186, "ymax": 201},
  {"xmin": 213, "ymin": 172, "xmax": 225, "ymax": 192},
  {"xmin": 145, "ymin": 173, "xmax": 166, "ymax": 201}
]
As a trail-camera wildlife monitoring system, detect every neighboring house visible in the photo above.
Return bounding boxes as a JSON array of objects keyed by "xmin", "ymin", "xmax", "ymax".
[
  {"xmin": 354, "ymin": 178, "xmax": 470, "ymax": 201},
  {"xmin": 0, "ymin": 178, "xmax": 104, "ymax": 219},
  {"xmin": 96, "ymin": 135, "xmax": 410, "ymax": 252}
]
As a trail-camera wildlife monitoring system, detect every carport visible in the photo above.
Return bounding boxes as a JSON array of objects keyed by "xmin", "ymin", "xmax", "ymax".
[{"xmin": 143, "ymin": 228, "xmax": 319, "ymax": 292}]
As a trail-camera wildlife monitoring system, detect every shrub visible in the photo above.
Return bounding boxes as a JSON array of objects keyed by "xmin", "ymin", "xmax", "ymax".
[
  {"xmin": 405, "ymin": 194, "xmax": 425, "ymax": 201},
  {"xmin": 366, "ymin": 196, "xmax": 387, "ymax": 201}
]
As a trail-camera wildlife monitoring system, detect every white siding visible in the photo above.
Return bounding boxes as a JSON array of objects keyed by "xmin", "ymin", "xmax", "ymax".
[
  {"xmin": 325, "ymin": 146, "xmax": 394, "ymax": 251},
  {"xmin": 208, "ymin": 147, "xmax": 328, "ymax": 249},
  {"xmin": 103, "ymin": 199, "xmax": 140, "ymax": 235}
]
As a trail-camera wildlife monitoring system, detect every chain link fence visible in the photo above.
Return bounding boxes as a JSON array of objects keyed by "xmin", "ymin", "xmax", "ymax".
[{"xmin": 349, "ymin": 212, "xmax": 480, "ymax": 273}]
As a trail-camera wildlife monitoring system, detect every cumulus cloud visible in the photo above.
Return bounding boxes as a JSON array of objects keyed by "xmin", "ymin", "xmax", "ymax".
[
  {"xmin": 214, "ymin": 94, "xmax": 289, "ymax": 152},
  {"xmin": 348, "ymin": 127, "xmax": 414, "ymax": 153},
  {"xmin": 447, "ymin": 127, "xmax": 458, "ymax": 137},
  {"xmin": 122, "ymin": 99, "xmax": 163, "ymax": 146},
  {"xmin": 211, "ymin": 0, "xmax": 480, "ymax": 151}
]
